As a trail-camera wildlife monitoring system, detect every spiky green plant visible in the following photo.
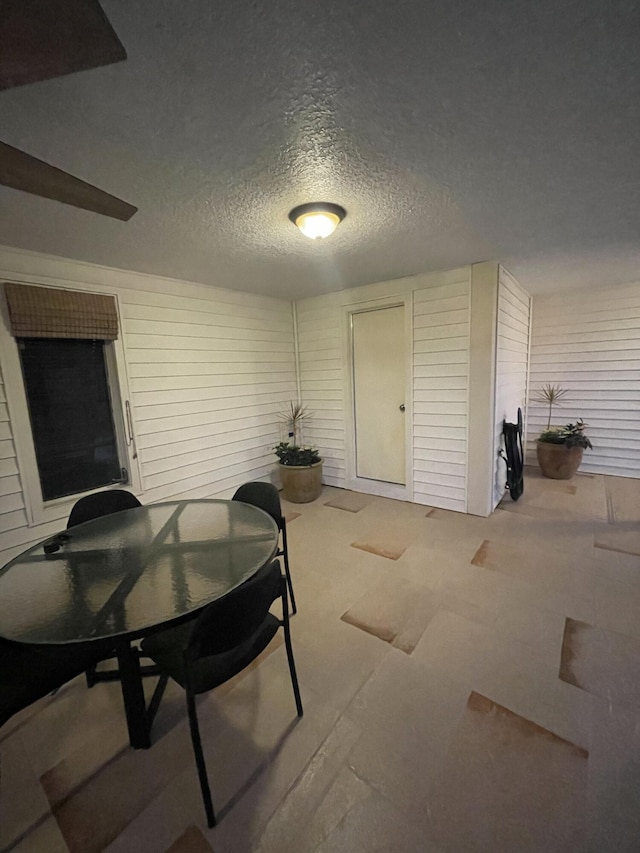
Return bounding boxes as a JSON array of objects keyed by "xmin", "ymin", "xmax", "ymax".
[
  {"xmin": 278, "ymin": 401, "xmax": 311, "ymax": 445},
  {"xmin": 532, "ymin": 384, "xmax": 568, "ymax": 430}
]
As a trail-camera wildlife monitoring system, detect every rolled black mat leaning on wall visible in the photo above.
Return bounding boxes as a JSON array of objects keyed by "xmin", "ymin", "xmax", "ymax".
[{"xmin": 501, "ymin": 407, "xmax": 524, "ymax": 501}]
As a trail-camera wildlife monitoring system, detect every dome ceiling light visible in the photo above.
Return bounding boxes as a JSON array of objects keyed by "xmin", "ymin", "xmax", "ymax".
[{"xmin": 289, "ymin": 202, "xmax": 346, "ymax": 239}]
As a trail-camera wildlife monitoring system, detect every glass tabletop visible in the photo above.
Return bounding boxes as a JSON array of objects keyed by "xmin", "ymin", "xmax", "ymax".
[{"xmin": 0, "ymin": 499, "xmax": 279, "ymax": 645}]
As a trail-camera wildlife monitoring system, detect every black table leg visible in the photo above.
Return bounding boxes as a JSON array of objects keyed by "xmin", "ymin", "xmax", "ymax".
[{"xmin": 115, "ymin": 640, "xmax": 150, "ymax": 749}]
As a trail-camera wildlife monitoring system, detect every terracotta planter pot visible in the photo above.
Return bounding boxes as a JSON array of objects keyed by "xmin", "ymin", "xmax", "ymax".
[
  {"xmin": 536, "ymin": 441, "xmax": 584, "ymax": 480},
  {"xmin": 279, "ymin": 461, "xmax": 323, "ymax": 503}
]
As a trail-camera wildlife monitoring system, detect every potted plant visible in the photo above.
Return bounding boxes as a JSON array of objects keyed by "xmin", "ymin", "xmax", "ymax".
[
  {"xmin": 274, "ymin": 402, "xmax": 323, "ymax": 502},
  {"xmin": 532, "ymin": 383, "xmax": 592, "ymax": 479},
  {"xmin": 536, "ymin": 420, "xmax": 593, "ymax": 480}
]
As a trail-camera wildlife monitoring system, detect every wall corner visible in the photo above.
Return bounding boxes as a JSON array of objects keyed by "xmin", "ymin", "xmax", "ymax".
[{"xmin": 467, "ymin": 262, "xmax": 499, "ymax": 516}]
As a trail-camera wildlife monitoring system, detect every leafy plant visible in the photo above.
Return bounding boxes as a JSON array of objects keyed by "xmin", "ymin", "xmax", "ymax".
[
  {"xmin": 538, "ymin": 420, "xmax": 593, "ymax": 449},
  {"xmin": 274, "ymin": 442, "xmax": 321, "ymax": 467},
  {"xmin": 278, "ymin": 401, "xmax": 311, "ymax": 445},
  {"xmin": 533, "ymin": 384, "xmax": 568, "ymax": 430}
]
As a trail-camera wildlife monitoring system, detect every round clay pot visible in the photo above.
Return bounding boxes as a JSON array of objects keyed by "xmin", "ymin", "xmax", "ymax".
[
  {"xmin": 279, "ymin": 461, "xmax": 323, "ymax": 503},
  {"xmin": 536, "ymin": 441, "xmax": 584, "ymax": 480}
]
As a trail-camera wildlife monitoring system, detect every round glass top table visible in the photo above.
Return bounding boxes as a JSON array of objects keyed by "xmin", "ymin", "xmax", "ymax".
[{"xmin": 0, "ymin": 499, "xmax": 279, "ymax": 748}]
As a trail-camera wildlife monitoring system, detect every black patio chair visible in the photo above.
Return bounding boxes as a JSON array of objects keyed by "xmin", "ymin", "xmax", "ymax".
[
  {"xmin": 67, "ymin": 489, "xmax": 151, "ymax": 687},
  {"xmin": 232, "ymin": 481, "xmax": 297, "ymax": 614},
  {"xmin": 141, "ymin": 559, "xmax": 303, "ymax": 827},
  {"xmin": 67, "ymin": 488, "xmax": 142, "ymax": 529},
  {"xmin": 0, "ymin": 638, "xmax": 104, "ymax": 729}
]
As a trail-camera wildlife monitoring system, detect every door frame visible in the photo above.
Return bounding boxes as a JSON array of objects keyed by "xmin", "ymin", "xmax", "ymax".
[{"xmin": 342, "ymin": 294, "xmax": 414, "ymax": 501}]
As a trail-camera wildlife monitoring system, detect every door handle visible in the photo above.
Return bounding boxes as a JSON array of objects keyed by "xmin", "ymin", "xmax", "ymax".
[{"xmin": 399, "ymin": 404, "xmax": 405, "ymax": 412}]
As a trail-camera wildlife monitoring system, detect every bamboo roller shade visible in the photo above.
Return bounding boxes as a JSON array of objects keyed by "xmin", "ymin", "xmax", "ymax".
[{"xmin": 4, "ymin": 282, "xmax": 119, "ymax": 340}]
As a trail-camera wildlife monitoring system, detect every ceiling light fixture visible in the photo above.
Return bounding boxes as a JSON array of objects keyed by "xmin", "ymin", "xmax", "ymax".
[{"xmin": 289, "ymin": 202, "xmax": 346, "ymax": 239}]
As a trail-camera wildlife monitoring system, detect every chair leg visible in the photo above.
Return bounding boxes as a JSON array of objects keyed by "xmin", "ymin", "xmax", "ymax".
[
  {"xmin": 85, "ymin": 664, "xmax": 97, "ymax": 688},
  {"xmin": 281, "ymin": 520, "xmax": 297, "ymax": 615},
  {"xmin": 146, "ymin": 673, "xmax": 169, "ymax": 731},
  {"xmin": 282, "ymin": 582, "xmax": 303, "ymax": 718},
  {"xmin": 186, "ymin": 689, "xmax": 216, "ymax": 828}
]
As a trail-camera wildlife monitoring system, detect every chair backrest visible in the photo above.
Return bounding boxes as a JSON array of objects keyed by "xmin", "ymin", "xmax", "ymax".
[
  {"xmin": 232, "ymin": 481, "xmax": 282, "ymax": 525},
  {"xmin": 67, "ymin": 489, "xmax": 142, "ymax": 528},
  {"xmin": 187, "ymin": 560, "xmax": 283, "ymax": 661}
]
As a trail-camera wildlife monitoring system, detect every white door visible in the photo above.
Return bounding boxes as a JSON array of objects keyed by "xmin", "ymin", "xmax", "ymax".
[{"xmin": 352, "ymin": 306, "xmax": 406, "ymax": 484}]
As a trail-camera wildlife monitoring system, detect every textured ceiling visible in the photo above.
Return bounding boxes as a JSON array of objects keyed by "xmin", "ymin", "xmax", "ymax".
[{"xmin": 1, "ymin": 0, "xmax": 639, "ymax": 299}]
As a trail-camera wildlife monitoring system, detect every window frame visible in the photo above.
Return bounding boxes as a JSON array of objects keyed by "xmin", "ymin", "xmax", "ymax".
[{"xmin": 0, "ymin": 281, "xmax": 141, "ymax": 527}]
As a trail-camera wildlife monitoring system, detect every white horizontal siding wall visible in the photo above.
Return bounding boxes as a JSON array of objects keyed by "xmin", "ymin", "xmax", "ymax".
[
  {"xmin": 413, "ymin": 269, "xmax": 470, "ymax": 512},
  {"xmin": 295, "ymin": 294, "xmax": 346, "ymax": 487},
  {"xmin": 296, "ymin": 267, "xmax": 471, "ymax": 511},
  {"xmin": 493, "ymin": 268, "xmax": 531, "ymax": 507},
  {"xmin": 0, "ymin": 247, "xmax": 295, "ymax": 563},
  {"xmin": 528, "ymin": 281, "xmax": 640, "ymax": 476},
  {"xmin": 124, "ymin": 292, "xmax": 295, "ymax": 500}
]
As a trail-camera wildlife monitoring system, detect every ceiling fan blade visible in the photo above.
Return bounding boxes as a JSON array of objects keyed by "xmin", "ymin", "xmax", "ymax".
[
  {"xmin": 0, "ymin": 0, "xmax": 126, "ymax": 91},
  {"xmin": 0, "ymin": 141, "xmax": 137, "ymax": 221}
]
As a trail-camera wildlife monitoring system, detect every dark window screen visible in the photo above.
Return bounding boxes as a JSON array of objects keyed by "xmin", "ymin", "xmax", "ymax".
[{"xmin": 18, "ymin": 338, "xmax": 122, "ymax": 501}]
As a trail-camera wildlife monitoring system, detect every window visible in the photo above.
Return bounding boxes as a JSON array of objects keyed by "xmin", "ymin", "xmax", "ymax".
[
  {"xmin": 18, "ymin": 338, "xmax": 126, "ymax": 501},
  {"xmin": 0, "ymin": 281, "xmax": 136, "ymax": 521}
]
